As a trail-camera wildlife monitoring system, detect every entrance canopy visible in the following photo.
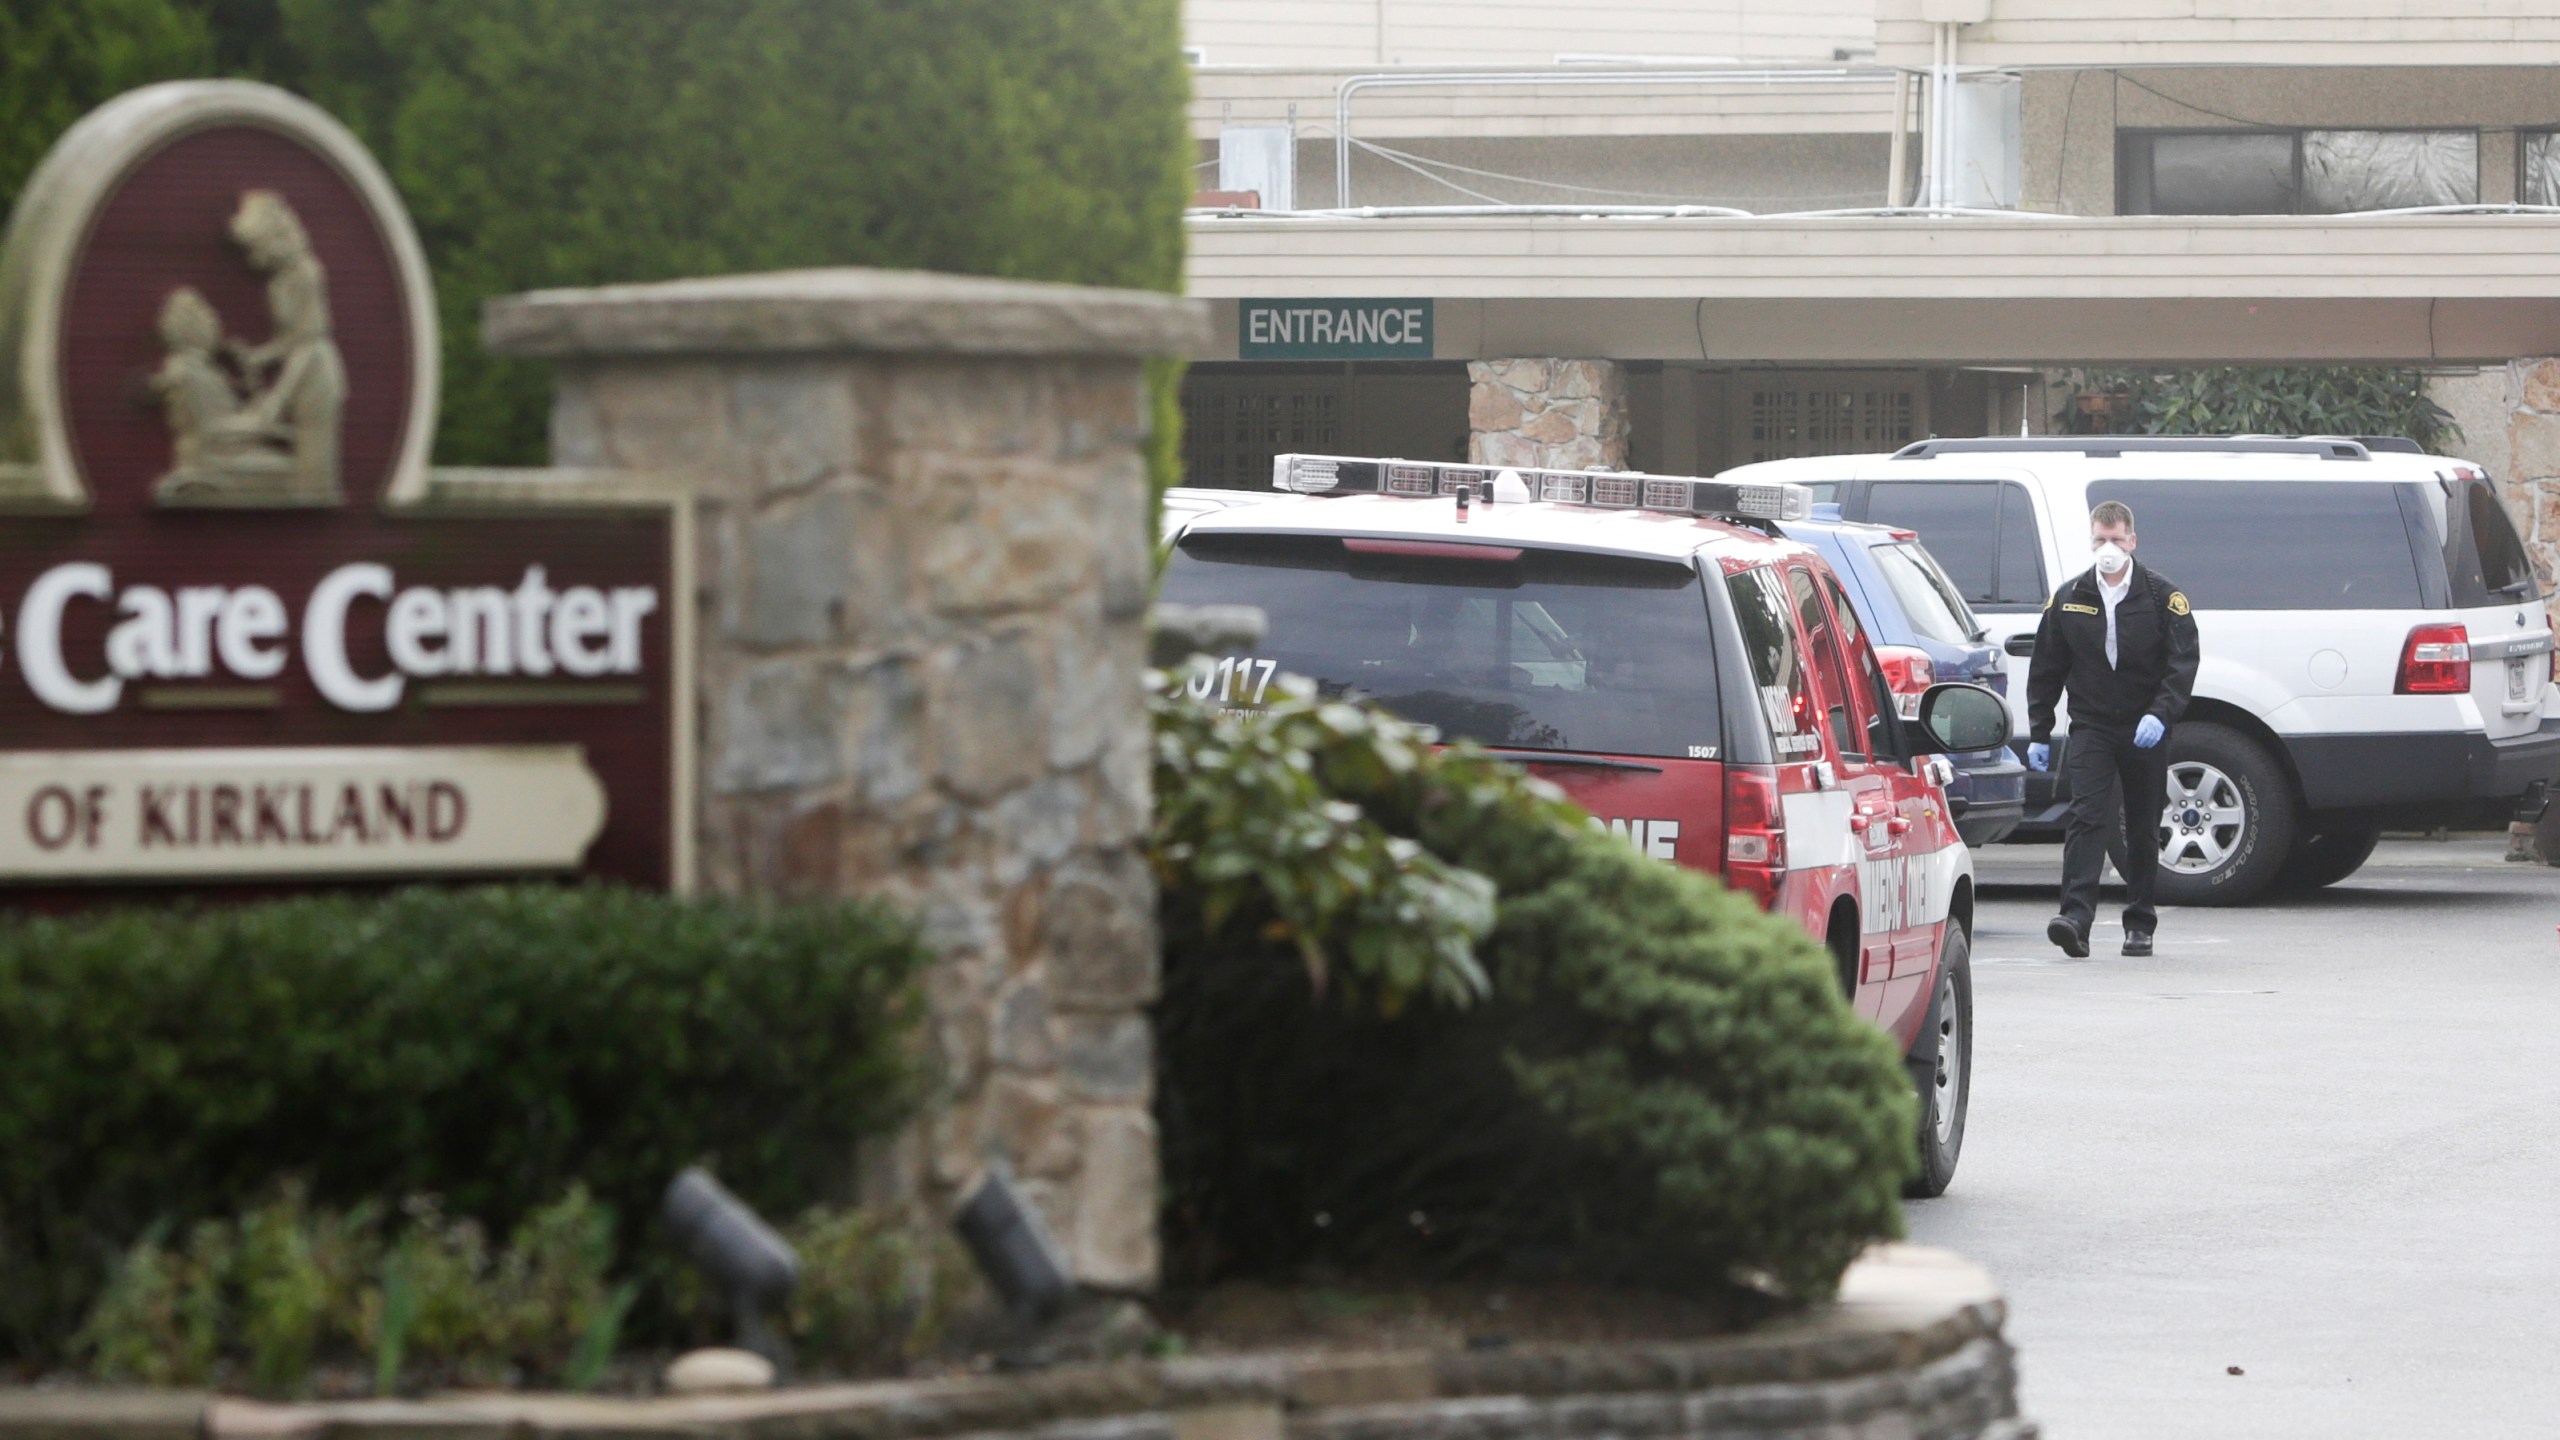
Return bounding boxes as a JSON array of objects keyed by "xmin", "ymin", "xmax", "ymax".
[{"xmin": 1187, "ymin": 213, "xmax": 2560, "ymax": 364}]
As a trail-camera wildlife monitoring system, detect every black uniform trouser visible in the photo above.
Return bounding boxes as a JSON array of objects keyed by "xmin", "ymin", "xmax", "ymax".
[{"xmin": 2061, "ymin": 720, "xmax": 2170, "ymax": 936}]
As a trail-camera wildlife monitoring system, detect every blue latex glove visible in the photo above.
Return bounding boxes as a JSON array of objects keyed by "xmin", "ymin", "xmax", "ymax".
[
  {"xmin": 2026, "ymin": 742, "xmax": 2051, "ymax": 771},
  {"xmin": 2135, "ymin": 715, "xmax": 2166, "ymax": 749}
]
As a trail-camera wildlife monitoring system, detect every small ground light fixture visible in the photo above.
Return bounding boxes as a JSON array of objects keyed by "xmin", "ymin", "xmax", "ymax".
[
  {"xmin": 663, "ymin": 1167, "xmax": 800, "ymax": 1374},
  {"xmin": 954, "ymin": 1167, "xmax": 1073, "ymax": 1323}
]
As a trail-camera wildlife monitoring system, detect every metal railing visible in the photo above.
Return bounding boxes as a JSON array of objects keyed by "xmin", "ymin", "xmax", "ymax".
[{"xmin": 1332, "ymin": 67, "xmax": 1895, "ymax": 209}]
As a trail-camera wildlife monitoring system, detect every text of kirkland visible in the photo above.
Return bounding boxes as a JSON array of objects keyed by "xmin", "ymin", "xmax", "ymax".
[
  {"xmin": 1247, "ymin": 305, "xmax": 1427, "ymax": 346},
  {"xmin": 10, "ymin": 562, "xmax": 658, "ymax": 714},
  {"xmin": 26, "ymin": 778, "xmax": 469, "ymax": 853}
]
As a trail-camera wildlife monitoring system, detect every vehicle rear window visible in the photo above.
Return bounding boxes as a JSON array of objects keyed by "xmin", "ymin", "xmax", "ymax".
[
  {"xmin": 1871, "ymin": 541, "xmax": 1979, "ymax": 646},
  {"xmin": 1865, "ymin": 480, "xmax": 2047, "ymax": 609},
  {"xmin": 1160, "ymin": 534, "xmax": 1721, "ymax": 759},
  {"xmin": 2085, "ymin": 480, "xmax": 2424, "ymax": 610},
  {"xmin": 2440, "ymin": 478, "xmax": 2541, "ymax": 606}
]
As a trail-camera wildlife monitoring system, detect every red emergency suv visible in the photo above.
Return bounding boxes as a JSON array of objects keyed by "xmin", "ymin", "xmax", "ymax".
[{"xmin": 1160, "ymin": 454, "xmax": 2012, "ymax": 1194}]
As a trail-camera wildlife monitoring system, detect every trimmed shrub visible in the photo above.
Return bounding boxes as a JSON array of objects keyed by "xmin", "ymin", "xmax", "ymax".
[
  {"xmin": 2071, "ymin": 364, "xmax": 2459, "ymax": 449},
  {"xmin": 1154, "ymin": 676, "xmax": 1915, "ymax": 1302},
  {"xmin": 0, "ymin": 885, "xmax": 928, "ymax": 1362}
]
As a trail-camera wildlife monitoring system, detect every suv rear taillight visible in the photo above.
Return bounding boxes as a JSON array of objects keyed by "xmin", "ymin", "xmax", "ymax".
[
  {"xmin": 1723, "ymin": 763, "xmax": 1786, "ymax": 910},
  {"xmin": 1874, "ymin": 644, "xmax": 1935, "ymax": 721},
  {"xmin": 2396, "ymin": 623, "xmax": 2471, "ymax": 694}
]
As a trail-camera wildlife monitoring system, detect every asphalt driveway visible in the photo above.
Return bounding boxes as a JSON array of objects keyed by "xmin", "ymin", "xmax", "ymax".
[{"xmin": 1909, "ymin": 836, "xmax": 2560, "ymax": 1438}]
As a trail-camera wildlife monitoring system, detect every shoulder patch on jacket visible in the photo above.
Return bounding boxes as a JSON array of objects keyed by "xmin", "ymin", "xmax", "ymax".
[
  {"xmin": 2061, "ymin": 602, "xmax": 2100, "ymax": 615},
  {"xmin": 2167, "ymin": 591, "xmax": 2191, "ymax": 616}
]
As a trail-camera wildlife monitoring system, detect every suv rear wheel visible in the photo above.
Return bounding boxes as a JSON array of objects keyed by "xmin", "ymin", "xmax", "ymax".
[{"xmin": 2106, "ymin": 721, "xmax": 2297, "ymax": 906}]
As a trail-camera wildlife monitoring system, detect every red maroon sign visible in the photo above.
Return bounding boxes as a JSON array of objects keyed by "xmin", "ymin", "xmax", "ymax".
[{"xmin": 0, "ymin": 82, "xmax": 681, "ymax": 893}]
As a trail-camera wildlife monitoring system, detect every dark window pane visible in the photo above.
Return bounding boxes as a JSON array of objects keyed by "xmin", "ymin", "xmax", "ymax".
[
  {"xmin": 1865, "ymin": 481, "xmax": 2001, "ymax": 604},
  {"xmin": 2085, "ymin": 480, "xmax": 2425, "ymax": 610},
  {"xmin": 2301, "ymin": 130, "xmax": 2476, "ymax": 212},
  {"xmin": 2448, "ymin": 478, "xmax": 2540, "ymax": 603},
  {"xmin": 1728, "ymin": 565, "xmax": 1821, "ymax": 755},
  {"xmin": 2131, "ymin": 132, "xmax": 2297, "ymax": 215},
  {"xmin": 1995, "ymin": 484, "xmax": 2047, "ymax": 605},
  {"xmin": 2527, "ymin": 133, "xmax": 2560, "ymax": 208},
  {"xmin": 1789, "ymin": 565, "xmax": 1863, "ymax": 760},
  {"xmin": 1873, "ymin": 542, "xmax": 1977, "ymax": 645},
  {"xmin": 1161, "ymin": 534, "xmax": 1720, "ymax": 758}
]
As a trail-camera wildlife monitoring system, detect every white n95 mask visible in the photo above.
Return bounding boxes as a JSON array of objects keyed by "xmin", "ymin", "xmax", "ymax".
[{"xmin": 2093, "ymin": 541, "xmax": 2131, "ymax": 577}]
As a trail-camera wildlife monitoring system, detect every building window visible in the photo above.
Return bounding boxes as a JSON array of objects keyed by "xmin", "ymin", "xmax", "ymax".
[
  {"xmin": 1730, "ymin": 376, "xmax": 1920, "ymax": 466},
  {"xmin": 1179, "ymin": 373, "xmax": 1345, "ymax": 490},
  {"xmin": 2120, "ymin": 130, "xmax": 2477, "ymax": 215},
  {"xmin": 2524, "ymin": 133, "xmax": 2560, "ymax": 207}
]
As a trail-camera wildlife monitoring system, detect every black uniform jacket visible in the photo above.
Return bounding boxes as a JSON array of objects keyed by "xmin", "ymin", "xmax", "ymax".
[{"xmin": 2026, "ymin": 560, "xmax": 2201, "ymax": 744}]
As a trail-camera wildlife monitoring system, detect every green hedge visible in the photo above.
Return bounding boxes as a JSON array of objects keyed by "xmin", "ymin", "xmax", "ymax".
[
  {"xmin": 0, "ymin": 885, "xmax": 928, "ymax": 1361},
  {"xmin": 1153, "ymin": 678, "xmax": 1914, "ymax": 1302},
  {"xmin": 2071, "ymin": 365, "xmax": 2458, "ymax": 450}
]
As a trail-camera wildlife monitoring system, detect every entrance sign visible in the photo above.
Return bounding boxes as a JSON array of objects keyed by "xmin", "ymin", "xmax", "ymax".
[
  {"xmin": 1239, "ymin": 298, "xmax": 1432, "ymax": 359},
  {"xmin": 0, "ymin": 82, "xmax": 686, "ymax": 892},
  {"xmin": 0, "ymin": 746, "xmax": 604, "ymax": 879}
]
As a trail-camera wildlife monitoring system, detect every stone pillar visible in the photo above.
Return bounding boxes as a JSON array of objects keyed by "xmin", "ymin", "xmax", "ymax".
[
  {"xmin": 2501, "ymin": 359, "xmax": 2560, "ymax": 625},
  {"xmin": 1467, "ymin": 358, "xmax": 1630, "ymax": 470},
  {"xmin": 485, "ymin": 269, "xmax": 1207, "ymax": 1292}
]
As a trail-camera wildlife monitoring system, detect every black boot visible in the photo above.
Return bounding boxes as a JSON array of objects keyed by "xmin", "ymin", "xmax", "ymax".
[
  {"xmin": 2122, "ymin": 930, "xmax": 2154, "ymax": 957},
  {"xmin": 2047, "ymin": 915, "xmax": 2090, "ymax": 958}
]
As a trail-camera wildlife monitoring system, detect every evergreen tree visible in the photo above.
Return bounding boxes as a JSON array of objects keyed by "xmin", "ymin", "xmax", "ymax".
[
  {"xmin": 0, "ymin": 1, "xmax": 1190, "ymax": 472},
  {"xmin": 0, "ymin": 0, "xmax": 211, "ymax": 202},
  {"xmin": 275, "ymin": 0, "xmax": 1191, "ymax": 465}
]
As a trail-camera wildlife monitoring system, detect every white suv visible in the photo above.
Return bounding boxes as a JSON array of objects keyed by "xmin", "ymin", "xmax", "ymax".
[{"xmin": 1720, "ymin": 437, "xmax": 2560, "ymax": 905}]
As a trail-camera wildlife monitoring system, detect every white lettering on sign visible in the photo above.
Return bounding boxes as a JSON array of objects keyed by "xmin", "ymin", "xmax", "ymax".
[
  {"xmin": 1594, "ymin": 815, "xmax": 1681, "ymax": 861},
  {"xmin": 0, "ymin": 745, "xmax": 605, "ymax": 879},
  {"xmin": 4, "ymin": 562, "xmax": 660, "ymax": 714},
  {"xmin": 1244, "ymin": 304, "xmax": 1430, "ymax": 351}
]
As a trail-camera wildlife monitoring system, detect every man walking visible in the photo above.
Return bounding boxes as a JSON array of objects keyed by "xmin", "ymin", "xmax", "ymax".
[{"xmin": 2025, "ymin": 500, "xmax": 2199, "ymax": 958}]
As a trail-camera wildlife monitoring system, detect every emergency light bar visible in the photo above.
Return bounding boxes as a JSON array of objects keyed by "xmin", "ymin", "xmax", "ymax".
[{"xmin": 1270, "ymin": 453, "xmax": 1811, "ymax": 523}]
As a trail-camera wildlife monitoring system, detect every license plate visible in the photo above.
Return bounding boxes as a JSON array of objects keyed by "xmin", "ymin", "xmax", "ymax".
[{"xmin": 2510, "ymin": 657, "xmax": 2532, "ymax": 703}]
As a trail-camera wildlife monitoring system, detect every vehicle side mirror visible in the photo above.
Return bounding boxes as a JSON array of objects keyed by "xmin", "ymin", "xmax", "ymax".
[
  {"xmin": 2003, "ymin": 634, "xmax": 2036, "ymax": 657},
  {"xmin": 1914, "ymin": 682, "xmax": 2008, "ymax": 754}
]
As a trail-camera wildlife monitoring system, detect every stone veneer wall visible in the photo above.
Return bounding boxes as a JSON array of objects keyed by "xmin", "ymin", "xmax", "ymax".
[
  {"xmin": 2499, "ymin": 359, "xmax": 2560, "ymax": 625},
  {"xmin": 1467, "ymin": 359, "xmax": 1630, "ymax": 471},
  {"xmin": 485, "ymin": 268, "xmax": 1207, "ymax": 1291}
]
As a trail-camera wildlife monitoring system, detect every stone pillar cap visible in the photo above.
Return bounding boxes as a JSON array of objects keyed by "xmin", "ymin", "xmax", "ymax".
[{"xmin": 484, "ymin": 266, "xmax": 1208, "ymax": 360}]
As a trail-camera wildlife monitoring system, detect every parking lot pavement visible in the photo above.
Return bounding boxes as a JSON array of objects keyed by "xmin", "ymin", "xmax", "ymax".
[{"xmin": 1911, "ymin": 837, "xmax": 2560, "ymax": 1439}]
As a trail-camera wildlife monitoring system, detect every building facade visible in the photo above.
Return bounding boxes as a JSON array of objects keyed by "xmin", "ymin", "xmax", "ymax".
[{"xmin": 1178, "ymin": 0, "xmax": 2560, "ymax": 595}]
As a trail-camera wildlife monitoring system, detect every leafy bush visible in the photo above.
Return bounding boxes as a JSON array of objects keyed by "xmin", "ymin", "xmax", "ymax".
[
  {"xmin": 75, "ymin": 1185, "xmax": 972, "ymax": 1395},
  {"xmin": 1153, "ymin": 675, "xmax": 1915, "ymax": 1303},
  {"xmin": 0, "ymin": 885, "xmax": 928, "ymax": 1362},
  {"xmin": 76, "ymin": 1183, "xmax": 624, "ymax": 1395},
  {"xmin": 2071, "ymin": 365, "xmax": 2459, "ymax": 450},
  {"xmin": 785, "ymin": 1206, "xmax": 982, "ymax": 1377}
]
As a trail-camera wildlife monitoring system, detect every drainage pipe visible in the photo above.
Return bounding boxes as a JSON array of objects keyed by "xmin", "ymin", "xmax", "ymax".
[{"xmin": 1887, "ymin": 71, "xmax": 1911, "ymax": 209}]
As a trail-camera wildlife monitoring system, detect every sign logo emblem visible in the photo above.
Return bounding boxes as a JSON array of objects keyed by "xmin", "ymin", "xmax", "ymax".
[{"xmin": 153, "ymin": 191, "xmax": 347, "ymax": 505}]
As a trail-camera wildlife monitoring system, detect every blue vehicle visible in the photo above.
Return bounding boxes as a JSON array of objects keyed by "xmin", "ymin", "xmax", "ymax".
[{"xmin": 1783, "ymin": 509, "xmax": 2027, "ymax": 846}]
